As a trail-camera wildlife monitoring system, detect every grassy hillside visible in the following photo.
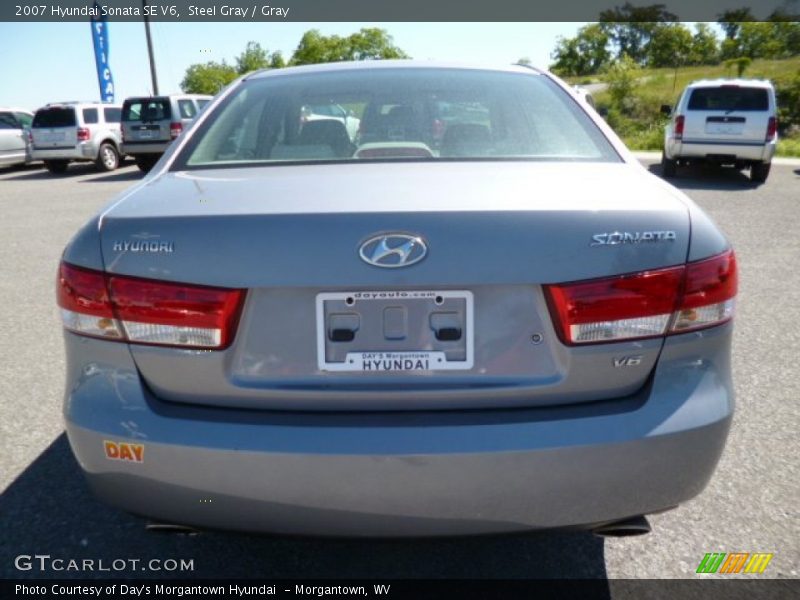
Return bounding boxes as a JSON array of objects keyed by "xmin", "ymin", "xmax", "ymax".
[{"xmin": 567, "ymin": 58, "xmax": 800, "ymax": 157}]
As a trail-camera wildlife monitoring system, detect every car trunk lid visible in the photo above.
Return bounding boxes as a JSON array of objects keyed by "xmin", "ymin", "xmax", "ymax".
[{"xmin": 99, "ymin": 161, "xmax": 691, "ymax": 411}]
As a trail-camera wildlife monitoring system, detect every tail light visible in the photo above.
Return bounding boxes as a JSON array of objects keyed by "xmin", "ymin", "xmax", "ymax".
[
  {"xmin": 57, "ymin": 262, "xmax": 245, "ymax": 350},
  {"xmin": 170, "ymin": 121, "xmax": 183, "ymax": 139},
  {"xmin": 544, "ymin": 250, "xmax": 737, "ymax": 345},
  {"xmin": 674, "ymin": 115, "xmax": 685, "ymax": 140},
  {"xmin": 765, "ymin": 117, "xmax": 777, "ymax": 142},
  {"xmin": 77, "ymin": 127, "xmax": 90, "ymax": 141},
  {"xmin": 670, "ymin": 251, "xmax": 737, "ymax": 333}
]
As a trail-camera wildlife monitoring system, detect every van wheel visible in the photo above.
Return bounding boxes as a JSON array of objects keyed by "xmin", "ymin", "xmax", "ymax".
[
  {"xmin": 44, "ymin": 160, "xmax": 69, "ymax": 174},
  {"xmin": 135, "ymin": 155, "xmax": 158, "ymax": 173},
  {"xmin": 661, "ymin": 152, "xmax": 677, "ymax": 178},
  {"xmin": 750, "ymin": 162, "xmax": 770, "ymax": 183},
  {"xmin": 96, "ymin": 143, "xmax": 119, "ymax": 172}
]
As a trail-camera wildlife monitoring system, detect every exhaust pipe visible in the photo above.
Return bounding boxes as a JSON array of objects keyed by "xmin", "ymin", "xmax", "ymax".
[
  {"xmin": 592, "ymin": 515, "xmax": 651, "ymax": 538},
  {"xmin": 145, "ymin": 522, "xmax": 200, "ymax": 535}
]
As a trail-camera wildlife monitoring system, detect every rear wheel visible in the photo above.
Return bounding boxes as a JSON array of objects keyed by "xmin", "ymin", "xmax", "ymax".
[
  {"xmin": 135, "ymin": 155, "xmax": 159, "ymax": 173},
  {"xmin": 96, "ymin": 142, "xmax": 119, "ymax": 172},
  {"xmin": 44, "ymin": 160, "xmax": 69, "ymax": 174},
  {"xmin": 661, "ymin": 152, "xmax": 677, "ymax": 178},
  {"xmin": 750, "ymin": 162, "xmax": 770, "ymax": 183}
]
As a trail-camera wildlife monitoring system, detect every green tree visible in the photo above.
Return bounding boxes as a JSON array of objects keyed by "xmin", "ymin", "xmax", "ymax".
[
  {"xmin": 689, "ymin": 23, "xmax": 720, "ymax": 65},
  {"xmin": 717, "ymin": 7, "xmax": 756, "ymax": 40},
  {"xmin": 549, "ymin": 23, "xmax": 610, "ymax": 76},
  {"xmin": 550, "ymin": 36, "xmax": 583, "ymax": 76},
  {"xmin": 604, "ymin": 54, "xmax": 641, "ymax": 114},
  {"xmin": 290, "ymin": 28, "xmax": 408, "ymax": 66},
  {"xmin": 234, "ymin": 41, "xmax": 286, "ymax": 74},
  {"xmin": 646, "ymin": 23, "xmax": 693, "ymax": 68},
  {"xmin": 180, "ymin": 60, "xmax": 238, "ymax": 94},
  {"xmin": 347, "ymin": 28, "xmax": 409, "ymax": 61},
  {"xmin": 235, "ymin": 41, "xmax": 270, "ymax": 74},
  {"xmin": 599, "ymin": 3, "xmax": 678, "ymax": 64},
  {"xmin": 269, "ymin": 51, "xmax": 286, "ymax": 69}
]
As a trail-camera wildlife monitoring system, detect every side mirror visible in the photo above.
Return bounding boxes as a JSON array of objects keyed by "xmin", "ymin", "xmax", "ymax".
[{"xmin": 660, "ymin": 104, "xmax": 672, "ymax": 116}]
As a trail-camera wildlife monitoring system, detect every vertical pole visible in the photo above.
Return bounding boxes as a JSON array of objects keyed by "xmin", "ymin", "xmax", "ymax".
[{"xmin": 143, "ymin": 0, "xmax": 159, "ymax": 94}]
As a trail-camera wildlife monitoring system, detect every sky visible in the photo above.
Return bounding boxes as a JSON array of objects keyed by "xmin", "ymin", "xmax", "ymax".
[{"xmin": 0, "ymin": 22, "xmax": 588, "ymax": 110}]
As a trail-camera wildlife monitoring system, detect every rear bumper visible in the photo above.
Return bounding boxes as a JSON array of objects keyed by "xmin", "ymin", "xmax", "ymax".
[
  {"xmin": 63, "ymin": 324, "xmax": 734, "ymax": 537},
  {"xmin": 32, "ymin": 142, "xmax": 96, "ymax": 161},
  {"xmin": 121, "ymin": 141, "xmax": 170, "ymax": 155},
  {"xmin": 665, "ymin": 137, "xmax": 775, "ymax": 163}
]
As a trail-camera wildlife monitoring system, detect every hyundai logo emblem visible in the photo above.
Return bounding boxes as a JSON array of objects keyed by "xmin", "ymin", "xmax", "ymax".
[{"xmin": 359, "ymin": 234, "xmax": 427, "ymax": 268}]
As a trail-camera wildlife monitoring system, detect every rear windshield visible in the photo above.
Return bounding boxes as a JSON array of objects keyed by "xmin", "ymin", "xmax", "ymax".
[
  {"xmin": 176, "ymin": 68, "xmax": 619, "ymax": 169},
  {"xmin": 688, "ymin": 87, "xmax": 769, "ymax": 112},
  {"xmin": 33, "ymin": 107, "xmax": 77, "ymax": 128},
  {"xmin": 122, "ymin": 98, "xmax": 172, "ymax": 122}
]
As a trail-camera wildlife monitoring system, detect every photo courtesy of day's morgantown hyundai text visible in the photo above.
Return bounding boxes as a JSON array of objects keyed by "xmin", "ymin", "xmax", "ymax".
[{"xmin": 57, "ymin": 62, "xmax": 737, "ymax": 537}]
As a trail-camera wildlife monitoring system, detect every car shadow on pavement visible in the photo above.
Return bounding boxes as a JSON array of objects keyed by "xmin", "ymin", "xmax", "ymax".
[
  {"xmin": 81, "ymin": 169, "xmax": 143, "ymax": 183},
  {"xmin": 1, "ymin": 162, "xmax": 138, "ymax": 183},
  {"xmin": 1, "ymin": 435, "xmax": 610, "ymax": 584},
  {"xmin": 647, "ymin": 162, "xmax": 761, "ymax": 192}
]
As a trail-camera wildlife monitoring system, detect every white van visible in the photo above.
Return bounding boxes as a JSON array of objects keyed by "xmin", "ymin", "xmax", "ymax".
[{"xmin": 661, "ymin": 79, "xmax": 777, "ymax": 183}]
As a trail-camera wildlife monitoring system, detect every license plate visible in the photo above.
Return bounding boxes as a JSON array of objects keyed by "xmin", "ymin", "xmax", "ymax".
[
  {"xmin": 43, "ymin": 132, "xmax": 64, "ymax": 142},
  {"xmin": 138, "ymin": 130, "xmax": 153, "ymax": 139},
  {"xmin": 706, "ymin": 123, "xmax": 743, "ymax": 135},
  {"xmin": 316, "ymin": 290, "xmax": 474, "ymax": 372}
]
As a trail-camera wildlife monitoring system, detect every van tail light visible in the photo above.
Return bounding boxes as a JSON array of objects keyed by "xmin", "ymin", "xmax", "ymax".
[
  {"xmin": 674, "ymin": 115, "xmax": 685, "ymax": 140},
  {"xmin": 57, "ymin": 262, "xmax": 245, "ymax": 350},
  {"xmin": 170, "ymin": 121, "xmax": 183, "ymax": 139},
  {"xmin": 765, "ymin": 117, "xmax": 777, "ymax": 142},
  {"xmin": 544, "ymin": 250, "xmax": 737, "ymax": 345},
  {"xmin": 77, "ymin": 127, "xmax": 90, "ymax": 141}
]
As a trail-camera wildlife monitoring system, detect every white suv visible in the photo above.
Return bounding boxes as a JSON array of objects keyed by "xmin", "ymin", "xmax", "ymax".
[
  {"xmin": 661, "ymin": 79, "xmax": 777, "ymax": 183},
  {"xmin": 31, "ymin": 102, "xmax": 123, "ymax": 174}
]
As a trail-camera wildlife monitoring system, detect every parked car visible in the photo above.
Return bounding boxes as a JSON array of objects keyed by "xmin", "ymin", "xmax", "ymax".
[
  {"xmin": 0, "ymin": 108, "xmax": 34, "ymax": 168},
  {"xmin": 58, "ymin": 62, "xmax": 736, "ymax": 537},
  {"xmin": 30, "ymin": 102, "xmax": 123, "ymax": 173},
  {"xmin": 661, "ymin": 78, "xmax": 777, "ymax": 183},
  {"xmin": 121, "ymin": 94, "xmax": 212, "ymax": 172}
]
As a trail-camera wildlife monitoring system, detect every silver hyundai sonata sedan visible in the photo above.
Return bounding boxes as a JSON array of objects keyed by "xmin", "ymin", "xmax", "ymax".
[{"xmin": 58, "ymin": 61, "xmax": 736, "ymax": 537}]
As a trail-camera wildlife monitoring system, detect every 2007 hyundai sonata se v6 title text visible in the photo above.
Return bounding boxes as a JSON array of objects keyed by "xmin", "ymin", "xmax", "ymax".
[{"xmin": 58, "ymin": 61, "xmax": 736, "ymax": 537}]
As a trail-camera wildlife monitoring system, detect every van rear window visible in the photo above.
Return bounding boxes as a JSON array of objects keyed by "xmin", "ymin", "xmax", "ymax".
[
  {"xmin": 122, "ymin": 99, "xmax": 172, "ymax": 122},
  {"xmin": 688, "ymin": 87, "xmax": 769, "ymax": 112},
  {"xmin": 33, "ymin": 107, "xmax": 77, "ymax": 128}
]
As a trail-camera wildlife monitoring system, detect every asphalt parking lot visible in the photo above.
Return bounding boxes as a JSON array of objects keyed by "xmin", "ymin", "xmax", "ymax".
[{"xmin": 0, "ymin": 158, "xmax": 798, "ymax": 581}]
